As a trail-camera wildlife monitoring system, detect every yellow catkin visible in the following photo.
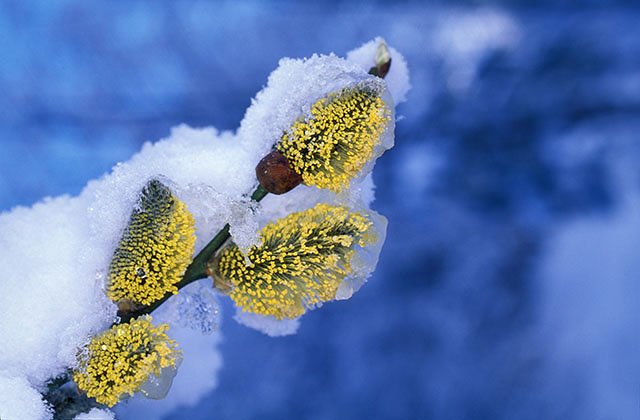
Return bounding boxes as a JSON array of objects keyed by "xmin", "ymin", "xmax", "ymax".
[
  {"xmin": 107, "ymin": 179, "xmax": 196, "ymax": 307},
  {"xmin": 277, "ymin": 83, "xmax": 390, "ymax": 192},
  {"xmin": 215, "ymin": 203, "xmax": 375, "ymax": 319},
  {"xmin": 73, "ymin": 316, "xmax": 180, "ymax": 407}
]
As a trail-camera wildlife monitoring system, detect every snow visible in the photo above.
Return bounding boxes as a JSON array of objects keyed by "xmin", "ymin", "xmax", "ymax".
[
  {"xmin": 233, "ymin": 310, "xmax": 300, "ymax": 337},
  {"xmin": 0, "ymin": 37, "xmax": 407, "ymax": 416},
  {"xmin": 346, "ymin": 37, "xmax": 411, "ymax": 104},
  {"xmin": 237, "ymin": 54, "xmax": 382, "ymax": 159},
  {"xmin": 0, "ymin": 375, "xmax": 52, "ymax": 420},
  {"xmin": 85, "ymin": 125, "xmax": 257, "ymax": 256},
  {"xmin": 73, "ymin": 408, "xmax": 115, "ymax": 420},
  {"xmin": 0, "ymin": 196, "xmax": 117, "ymax": 386}
]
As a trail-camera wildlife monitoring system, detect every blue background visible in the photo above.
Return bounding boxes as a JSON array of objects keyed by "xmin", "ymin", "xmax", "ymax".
[{"xmin": 1, "ymin": 2, "xmax": 639, "ymax": 419}]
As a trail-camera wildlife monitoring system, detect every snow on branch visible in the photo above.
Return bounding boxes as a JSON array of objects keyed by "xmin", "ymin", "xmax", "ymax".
[{"xmin": 0, "ymin": 38, "xmax": 410, "ymax": 420}]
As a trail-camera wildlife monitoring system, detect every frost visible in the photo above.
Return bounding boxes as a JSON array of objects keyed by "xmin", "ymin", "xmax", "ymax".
[
  {"xmin": 180, "ymin": 183, "xmax": 259, "ymax": 254},
  {"xmin": 0, "ymin": 375, "xmax": 52, "ymax": 420},
  {"xmin": 73, "ymin": 408, "xmax": 116, "ymax": 420},
  {"xmin": 234, "ymin": 310, "xmax": 300, "ymax": 337},
  {"xmin": 162, "ymin": 282, "xmax": 221, "ymax": 335}
]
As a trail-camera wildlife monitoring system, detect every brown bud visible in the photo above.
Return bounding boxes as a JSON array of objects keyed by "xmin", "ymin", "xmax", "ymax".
[
  {"xmin": 368, "ymin": 41, "xmax": 392, "ymax": 79},
  {"xmin": 116, "ymin": 299, "xmax": 144, "ymax": 320},
  {"xmin": 255, "ymin": 150, "xmax": 302, "ymax": 194},
  {"xmin": 369, "ymin": 59, "xmax": 391, "ymax": 79}
]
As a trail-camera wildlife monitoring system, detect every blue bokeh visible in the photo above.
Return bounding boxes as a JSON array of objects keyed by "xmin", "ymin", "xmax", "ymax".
[{"xmin": 1, "ymin": 2, "xmax": 639, "ymax": 419}]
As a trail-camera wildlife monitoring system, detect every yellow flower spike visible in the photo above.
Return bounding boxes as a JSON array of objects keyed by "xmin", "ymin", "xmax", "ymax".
[
  {"xmin": 275, "ymin": 82, "xmax": 391, "ymax": 193},
  {"xmin": 108, "ymin": 179, "xmax": 196, "ymax": 308},
  {"xmin": 212, "ymin": 204, "xmax": 375, "ymax": 319},
  {"xmin": 73, "ymin": 316, "xmax": 181, "ymax": 407}
]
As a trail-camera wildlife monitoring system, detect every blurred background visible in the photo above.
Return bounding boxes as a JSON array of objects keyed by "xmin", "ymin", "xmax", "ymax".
[{"xmin": 1, "ymin": 1, "xmax": 639, "ymax": 419}]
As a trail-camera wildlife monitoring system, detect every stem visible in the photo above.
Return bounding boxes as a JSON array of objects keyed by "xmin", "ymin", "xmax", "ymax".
[
  {"xmin": 251, "ymin": 184, "xmax": 269, "ymax": 201},
  {"xmin": 118, "ymin": 184, "xmax": 269, "ymax": 322}
]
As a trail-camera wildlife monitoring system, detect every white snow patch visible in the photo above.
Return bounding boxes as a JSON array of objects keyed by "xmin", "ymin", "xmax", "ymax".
[
  {"xmin": 234, "ymin": 310, "xmax": 300, "ymax": 337},
  {"xmin": 237, "ymin": 53, "xmax": 377, "ymax": 158},
  {"xmin": 73, "ymin": 408, "xmax": 115, "ymax": 420},
  {"xmin": 0, "ymin": 196, "xmax": 117, "ymax": 386},
  {"xmin": 0, "ymin": 375, "xmax": 52, "ymax": 420}
]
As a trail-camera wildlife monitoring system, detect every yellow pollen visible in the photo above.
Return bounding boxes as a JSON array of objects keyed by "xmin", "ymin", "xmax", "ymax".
[
  {"xmin": 214, "ymin": 203, "xmax": 375, "ymax": 319},
  {"xmin": 277, "ymin": 84, "xmax": 390, "ymax": 192},
  {"xmin": 107, "ymin": 179, "xmax": 196, "ymax": 307},
  {"xmin": 73, "ymin": 316, "xmax": 181, "ymax": 407}
]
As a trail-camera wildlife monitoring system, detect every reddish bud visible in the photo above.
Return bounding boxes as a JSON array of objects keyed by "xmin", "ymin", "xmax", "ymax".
[{"xmin": 256, "ymin": 150, "xmax": 303, "ymax": 195}]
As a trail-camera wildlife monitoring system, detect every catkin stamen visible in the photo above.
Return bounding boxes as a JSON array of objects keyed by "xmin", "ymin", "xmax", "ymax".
[
  {"xmin": 214, "ymin": 204, "xmax": 375, "ymax": 319},
  {"xmin": 277, "ymin": 84, "xmax": 390, "ymax": 192},
  {"xmin": 73, "ymin": 316, "xmax": 180, "ymax": 407},
  {"xmin": 108, "ymin": 180, "xmax": 196, "ymax": 307}
]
